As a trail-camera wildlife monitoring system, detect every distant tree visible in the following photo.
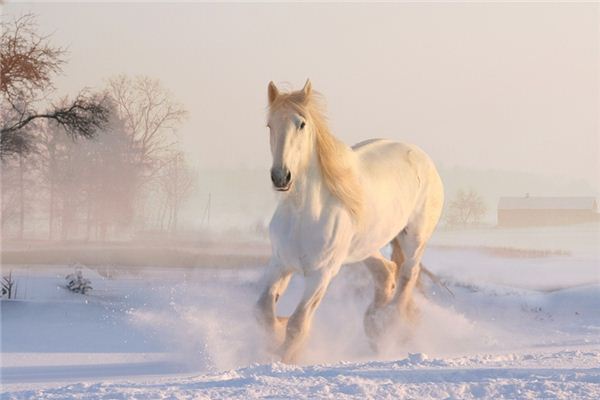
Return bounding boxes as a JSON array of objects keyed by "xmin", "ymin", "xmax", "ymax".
[
  {"xmin": 38, "ymin": 121, "xmax": 62, "ymax": 239},
  {"xmin": 0, "ymin": 128, "xmax": 40, "ymax": 238},
  {"xmin": 0, "ymin": 162, "xmax": 20, "ymax": 230},
  {"xmin": 38, "ymin": 100, "xmax": 139, "ymax": 240},
  {"xmin": 41, "ymin": 120, "xmax": 87, "ymax": 240},
  {"xmin": 0, "ymin": 14, "xmax": 109, "ymax": 159},
  {"xmin": 156, "ymin": 152, "xmax": 197, "ymax": 233},
  {"xmin": 445, "ymin": 188, "xmax": 487, "ymax": 227},
  {"xmin": 81, "ymin": 106, "xmax": 139, "ymax": 240}
]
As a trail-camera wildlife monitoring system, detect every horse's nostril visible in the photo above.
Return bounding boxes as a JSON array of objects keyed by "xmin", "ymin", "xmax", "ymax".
[{"xmin": 271, "ymin": 168, "xmax": 291, "ymax": 188}]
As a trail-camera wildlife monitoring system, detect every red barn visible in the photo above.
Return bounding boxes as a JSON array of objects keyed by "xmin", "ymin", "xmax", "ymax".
[{"xmin": 497, "ymin": 196, "xmax": 599, "ymax": 227}]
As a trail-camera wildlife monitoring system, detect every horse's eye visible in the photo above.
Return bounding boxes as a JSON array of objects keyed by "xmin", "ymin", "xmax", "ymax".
[{"xmin": 299, "ymin": 121, "xmax": 306, "ymax": 130}]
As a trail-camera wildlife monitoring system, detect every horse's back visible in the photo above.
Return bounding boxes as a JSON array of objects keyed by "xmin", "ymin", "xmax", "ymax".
[
  {"xmin": 352, "ymin": 138, "xmax": 439, "ymax": 184},
  {"xmin": 353, "ymin": 138, "xmax": 425, "ymax": 160},
  {"xmin": 347, "ymin": 138, "xmax": 444, "ymax": 260}
]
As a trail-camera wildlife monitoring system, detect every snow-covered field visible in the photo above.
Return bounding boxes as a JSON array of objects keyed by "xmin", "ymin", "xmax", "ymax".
[{"xmin": 1, "ymin": 226, "xmax": 599, "ymax": 399}]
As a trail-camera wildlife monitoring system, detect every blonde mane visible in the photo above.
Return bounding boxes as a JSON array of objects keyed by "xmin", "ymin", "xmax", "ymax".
[{"xmin": 269, "ymin": 90, "xmax": 363, "ymax": 221}]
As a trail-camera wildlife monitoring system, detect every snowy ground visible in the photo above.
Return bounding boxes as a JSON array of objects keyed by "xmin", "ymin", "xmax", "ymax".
[{"xmin": 1, "ymin": 226, "xmax": 599, "ymax": 399}]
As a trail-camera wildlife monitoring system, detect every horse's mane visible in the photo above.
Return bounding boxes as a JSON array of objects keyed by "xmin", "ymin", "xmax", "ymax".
[{"xmin": 269, "ymin": 90, "xmax": 363, "ymax": 221}]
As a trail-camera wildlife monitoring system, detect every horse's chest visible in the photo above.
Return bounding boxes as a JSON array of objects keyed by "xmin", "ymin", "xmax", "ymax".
[{"xmin": 270, "ymin": 208, "xmax": 351, "ymax": 271}]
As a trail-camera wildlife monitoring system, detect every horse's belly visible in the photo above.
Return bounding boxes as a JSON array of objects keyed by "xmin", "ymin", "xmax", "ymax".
[
  {"xmin": 345, "ymin": 181, "xmax": 417, "ymax": 262},
  {"xmin": 345, "ymin": 214, "xmax": 408, "ymax": 263}
]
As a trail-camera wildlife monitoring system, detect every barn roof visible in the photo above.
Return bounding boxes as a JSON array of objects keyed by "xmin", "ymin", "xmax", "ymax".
[{"xmin": 498, "ymin": 196, "xmax": 598, "ymax": 211}]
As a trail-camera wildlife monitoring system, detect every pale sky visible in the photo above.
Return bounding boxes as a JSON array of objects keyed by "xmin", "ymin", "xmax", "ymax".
[{"xmin": 5, "ymin": 2, "xmax": 600, "ymax": 193}]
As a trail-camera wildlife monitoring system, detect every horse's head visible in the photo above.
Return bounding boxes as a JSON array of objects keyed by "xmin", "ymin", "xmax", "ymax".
[{"xmin": 266, "ymin": 80, "xmax": 315, "ymax": 192}]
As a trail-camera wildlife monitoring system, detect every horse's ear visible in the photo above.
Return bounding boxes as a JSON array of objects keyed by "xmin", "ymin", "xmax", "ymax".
[
  {"xmin": 268, "ymin": 81, "xmax": 279, "ymax": 105},
  {"xmin": 302, "ymin": 79, "xmax": 312, "ymax": 96}
]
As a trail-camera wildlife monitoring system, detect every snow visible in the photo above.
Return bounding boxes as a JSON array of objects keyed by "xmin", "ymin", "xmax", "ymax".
[
  {"xmin": 1, "ymin": 226, "xmax": 599, "ymax": 399},
  {"xmin": 5, "ymin": 352, "xmax": 600, "ymax": 400}
]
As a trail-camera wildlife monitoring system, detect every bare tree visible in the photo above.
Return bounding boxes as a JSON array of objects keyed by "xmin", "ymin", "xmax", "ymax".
[
  {"xmin": 1, "ymin": 156, "xmax": 22, "ymax": 231},
  {"xmin": 0, "ymin": 14, "xmax": 63, "ymax": 104},
  {"xmin": 0, "ymin": 14, "xmax": 109, "ymax": 159},
  {"xmin": 106, "ymin": 75, "xmax": 187, "ymax": 180},
  {"xmin": 445, "ymin": 188, "xmax": 487, "ymax": 228}
]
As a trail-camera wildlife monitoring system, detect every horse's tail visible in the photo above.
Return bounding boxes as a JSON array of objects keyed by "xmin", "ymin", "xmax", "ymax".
[{"xmin": 420, "ymin": 263, "xmax": 454, "ymax": 297}]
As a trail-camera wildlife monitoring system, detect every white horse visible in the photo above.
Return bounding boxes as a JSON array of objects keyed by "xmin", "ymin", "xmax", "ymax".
[{"xmin": 256, "ymin": 80, "xmax": 444, "ymax": 363}]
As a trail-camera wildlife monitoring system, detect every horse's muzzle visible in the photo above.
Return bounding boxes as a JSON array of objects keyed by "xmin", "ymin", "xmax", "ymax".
[{"xmin": 271, "ymin": 167, "xmax": 292, "ymax": 191}]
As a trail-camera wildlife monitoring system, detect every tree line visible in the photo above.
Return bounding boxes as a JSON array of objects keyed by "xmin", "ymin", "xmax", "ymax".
[{"xmin": 1, "ymin": 14, "xmax": 196, "ymax": 240}]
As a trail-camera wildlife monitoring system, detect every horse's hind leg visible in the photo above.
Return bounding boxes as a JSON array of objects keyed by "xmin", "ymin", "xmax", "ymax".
[
  {"xmin": 393, "ymin": 229, "xmax": 428, "ymax": 320},
  {"xmin": 363, "ymin": 252, "xmax": 399, "ymax": 349},
  {"xmin": 395, "ymin": 182, "xmax": 443, "ymax": 319}
]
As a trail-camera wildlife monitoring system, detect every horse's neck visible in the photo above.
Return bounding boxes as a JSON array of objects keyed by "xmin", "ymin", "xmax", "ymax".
[
  {"xmin": 286, "ymin": 150, "xmax": 326, "ymax": 215},
  {"xmin": 283, "ymin": 137, "xmax": 353, "ymax": 218}
]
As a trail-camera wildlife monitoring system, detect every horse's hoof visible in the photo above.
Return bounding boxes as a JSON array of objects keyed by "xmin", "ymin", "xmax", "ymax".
[
  {"xmin": 280, "ymin": 352, "xmax": 297, "ymax": 364},
  {"xmin": 275, "ymin": 345, "xmax": 295, "ymax": 364},
  {"xmin": 367, "ymin": 338, "xmax": 380, "ymax": 354}
]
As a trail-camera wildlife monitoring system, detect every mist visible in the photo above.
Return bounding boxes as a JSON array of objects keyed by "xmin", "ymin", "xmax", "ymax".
[
  {"xmin": 1, "ymin": 3, "xmax": 599, "ymax": 397},
  {"xmin": 3, "ymin": 3, "xmax": 598, "ymax": 236}
]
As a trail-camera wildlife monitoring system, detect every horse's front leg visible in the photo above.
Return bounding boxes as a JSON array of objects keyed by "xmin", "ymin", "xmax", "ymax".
[
  {"xmin": 255, "ymin": 261, "xmax": 292, "ymax": 349},
  {"xmin": 278, "ymin": 268, "xmax": 334, "ymax": 363}
]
